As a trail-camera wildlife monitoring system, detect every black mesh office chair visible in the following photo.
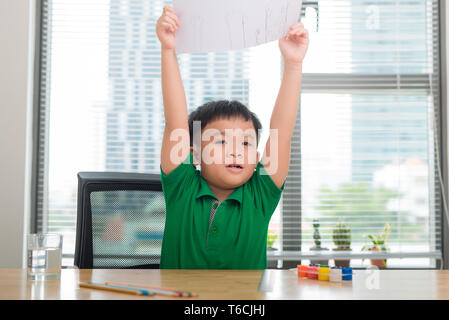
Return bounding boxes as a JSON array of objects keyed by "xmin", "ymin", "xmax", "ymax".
[{"xmin": 74, "ymin": 172, "xmax": 165, "ymax": 269}]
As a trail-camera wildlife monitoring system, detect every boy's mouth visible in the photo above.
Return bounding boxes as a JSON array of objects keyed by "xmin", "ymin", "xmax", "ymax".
[{"xmin": 226, "ymin": 164, "xmax": 244, "ymax": 172}]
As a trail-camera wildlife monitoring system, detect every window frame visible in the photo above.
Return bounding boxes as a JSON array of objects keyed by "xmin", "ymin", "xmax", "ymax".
[
  {"xmin": 439, "ymin": 0, "xmax": 449, "ymax": 270},
  {"xmin": 33, "ymin": 0, "xmax": 448, "ymax": 268}
]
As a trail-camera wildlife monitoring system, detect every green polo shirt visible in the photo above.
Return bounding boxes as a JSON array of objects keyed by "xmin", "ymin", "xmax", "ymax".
[{"xmin": 159, "ymin": 152, "xmax": 284, "ymax": 270}]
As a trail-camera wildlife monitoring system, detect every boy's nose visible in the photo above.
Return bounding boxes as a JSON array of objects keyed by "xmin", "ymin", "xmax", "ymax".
[
  {"xmin": 225, "ymin": 140, "xmax": 244, "ymax": 158},
  {"xmin": 228, "ymin": 146, "xmax": 245, "ymax": 160},
  {"xmin": 229, "ymin": 152, "xmax": 243, "ymax": 158}
]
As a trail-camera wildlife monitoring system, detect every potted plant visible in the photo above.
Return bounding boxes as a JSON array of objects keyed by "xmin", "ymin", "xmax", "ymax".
[
  {"xmin": 267, "ymin": 232, "xmax": 278, "ymax": 251},
  {"xmin": 267, "ymin": 232, "xmax": 279, "ymax": 268},
  {"xmin": 332, "ymin": 222, "xmax": 351, "ymax": 268},
  {"xmin": 361, "ymin": 223, "xmax": 391, "ymax": 269},
  {"xmin": 309, "ymin": 219, "xmax": 329, "ymax": 266}
]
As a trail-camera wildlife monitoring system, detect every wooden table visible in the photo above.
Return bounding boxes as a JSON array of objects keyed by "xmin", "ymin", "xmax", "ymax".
[{"xmin": 1, "ymin": 268, "xmax": 449, "ymax": 300}]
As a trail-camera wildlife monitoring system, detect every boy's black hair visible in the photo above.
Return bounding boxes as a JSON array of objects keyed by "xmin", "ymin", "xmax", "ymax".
[{"xmin": 188, "ymin": 100, "xmax": 262, "ymax": 147}]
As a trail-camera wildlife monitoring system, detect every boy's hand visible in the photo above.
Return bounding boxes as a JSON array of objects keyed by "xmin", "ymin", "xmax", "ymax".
[
  {"xmin": 156, "ymin": 5, "xmax": 180, "ymax": 50},
  {"xmin": 279, "ymin": 23, "xmax": 309, "ymax": 65}
]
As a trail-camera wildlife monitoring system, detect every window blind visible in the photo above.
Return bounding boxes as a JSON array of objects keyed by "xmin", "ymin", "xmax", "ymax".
[{"xmin": 277, "ymin": 0, "xmax": 443, "ymax": 268}]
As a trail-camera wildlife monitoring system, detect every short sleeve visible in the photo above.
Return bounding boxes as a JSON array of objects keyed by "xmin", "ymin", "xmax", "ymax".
[
  {"xmin": 248, "ymin": 161, "xmax": 285, "ymax": 221},
  {"xmin": 160, "ymin": 152, "xmax": 198, "ymax": 202}
]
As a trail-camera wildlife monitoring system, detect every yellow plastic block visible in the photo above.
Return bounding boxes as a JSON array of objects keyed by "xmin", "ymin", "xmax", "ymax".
[{"xmin": 318, "ymin": 266, "xmax": 330, "ymax": 281}]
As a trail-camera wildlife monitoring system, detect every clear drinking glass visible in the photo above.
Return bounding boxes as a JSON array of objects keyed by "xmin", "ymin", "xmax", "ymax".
[{"xmin": 27, "ymin": 233, "xmax": 63, "ymax": 280}]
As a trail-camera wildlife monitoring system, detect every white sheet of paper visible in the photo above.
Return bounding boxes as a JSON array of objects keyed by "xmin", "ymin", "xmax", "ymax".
[{"xmin": 173, "ymin": 0, "xmax": 302, "ymax": 54}]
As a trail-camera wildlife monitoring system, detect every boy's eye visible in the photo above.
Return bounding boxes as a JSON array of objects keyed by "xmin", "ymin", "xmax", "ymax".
[
  {"xmin": 216, "ymin": 140, "xmax": 226, "ymax": 144},
  {"xmin": 243, "ymin": 141, "xmax": 250, "ymax": 146}
]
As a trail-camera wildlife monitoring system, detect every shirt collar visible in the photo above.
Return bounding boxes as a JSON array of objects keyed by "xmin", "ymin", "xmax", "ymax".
[
  {"xmin": 196, "ymin": 177, "xmax": 243, "ymax": 205},
  {"xmin": 196, "ymin": 178, "xmax": 217, "ymax": 200}
]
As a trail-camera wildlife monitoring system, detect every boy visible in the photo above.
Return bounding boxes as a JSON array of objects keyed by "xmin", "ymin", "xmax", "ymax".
[{"xmin": 156, "ymin": 5, "xmax": 309, "ymax": 269}]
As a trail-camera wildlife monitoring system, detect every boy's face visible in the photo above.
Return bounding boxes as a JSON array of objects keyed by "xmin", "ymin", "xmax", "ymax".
[{"xmin": 192, "ymin": 116, "xmax": 260, "ymax": 189}]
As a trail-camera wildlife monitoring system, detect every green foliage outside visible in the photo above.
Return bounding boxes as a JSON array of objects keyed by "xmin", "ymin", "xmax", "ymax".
[
  {"xmin": 307, "ymin": 182, "xmax": 426, "ymax": 246},
  {"xmin": 267, "ymin": 232, "xmax": 278, "ymax": 249}
]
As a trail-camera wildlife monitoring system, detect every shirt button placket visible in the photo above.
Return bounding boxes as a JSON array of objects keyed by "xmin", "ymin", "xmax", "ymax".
[{"xmin": 207, "ymin": 199, "xmax": 221, "ymax": 249}]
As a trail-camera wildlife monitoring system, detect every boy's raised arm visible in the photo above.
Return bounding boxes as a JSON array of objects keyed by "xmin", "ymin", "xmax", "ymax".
[
  {"xmin": 157, "ymin": 5, "xmax": 190, "ymax": 175},
  {"xmin": 262, "ymin": 23, "xmax": 309, "ymax": 189}
]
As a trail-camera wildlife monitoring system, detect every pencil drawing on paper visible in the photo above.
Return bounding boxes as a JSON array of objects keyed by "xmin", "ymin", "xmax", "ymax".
[
  {"xmin": 173, "ymin": 0, "xmax": 303, "ymax": 54},
  {"xmin": 255, "ymin": 29, "xmax": 261, "ymax": 45},
  {"xmin": 241, "ymin": 15, "xmax": 247, "ymax": 48},
  {"xmin": 282, "ymin": 3, "xmax": 289, "ymax": 37},
  {"xmin": 225, "ymin": 13, "xmax": 233, "ymax": 50},
  {"xmin": 265, "ymin": 6, "xmax": 272, "ymax": 43}
]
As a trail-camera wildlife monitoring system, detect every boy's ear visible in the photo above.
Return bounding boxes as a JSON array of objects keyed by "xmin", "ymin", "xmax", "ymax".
[
  {"xmin": 190, "ymin": 146, "xmax": 200, "ymax": 166},
  {"xmin": 256, "ymin": 151, "xmax": 260, "ymax": 164}
]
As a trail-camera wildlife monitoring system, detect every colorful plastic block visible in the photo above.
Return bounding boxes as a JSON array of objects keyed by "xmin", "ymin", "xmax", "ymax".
[
  {"xmin": 318, "ymin": 266, "xmax": 330, "ymax": 281},
  {"xmin": 297, "ymin": 265, "xmax": 308, "ymax": 278},
  {"xmin": 342, "ymin": 267, "xmax": 353, "ymax": 281},
  {"xmin": 330, "ymin": 267, "xmax": 342, "ymax": 282},
  {"xmin": 307, "ymin": 265, "xmax": 318, "ymax": 279}
]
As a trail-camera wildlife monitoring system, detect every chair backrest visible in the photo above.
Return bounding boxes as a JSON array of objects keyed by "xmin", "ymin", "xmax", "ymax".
[{"xmin": 74, "ymin": 172, "xmax": 165, "ymax": 269}]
